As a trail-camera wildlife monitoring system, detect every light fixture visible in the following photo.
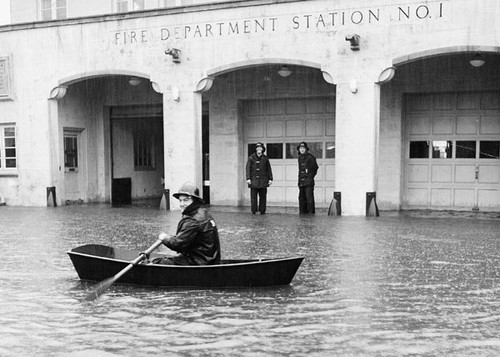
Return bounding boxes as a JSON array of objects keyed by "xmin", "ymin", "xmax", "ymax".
[
  {"xmin": 128, "ymin": 77, "xmax": 142, "ymax": 86},
  {"xmin": 165, "ymin": 48, "xmax": 182, "ymax": 63},
  {"xmin": 278, "ymin": 65, "xmax": 292, "ymax": 77},
  {"xmin": 345, "ymin": 34, "xmax": 360, "ymax": 51},
  {"xmin": 469, "ymin": 53, "xmax": 485, "ymax": 68},
  {"xmin": 377, "ymin": 66, "xmax": 396, "ymax": 84}
]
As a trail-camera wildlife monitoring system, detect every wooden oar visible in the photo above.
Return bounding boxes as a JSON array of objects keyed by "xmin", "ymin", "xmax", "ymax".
[{"xmin": 83, "ymin": 239, "xmax": 164, "ymax": 301}]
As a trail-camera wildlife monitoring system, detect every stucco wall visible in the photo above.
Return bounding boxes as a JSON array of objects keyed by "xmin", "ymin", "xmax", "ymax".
[{"xmin": 1, "ymin": 0, "xmax": 500, "ymax": 210}]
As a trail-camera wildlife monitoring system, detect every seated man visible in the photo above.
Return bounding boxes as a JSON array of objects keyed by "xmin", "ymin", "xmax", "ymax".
[{"xmin": 152, "ymin": 182, "xmax": 221, "ymax": 265}]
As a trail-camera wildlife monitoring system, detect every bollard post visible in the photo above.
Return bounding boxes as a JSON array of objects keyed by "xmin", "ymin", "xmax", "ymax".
[
  {"xmin": 328, "ymin": 191, "xmax": 342, "ymax": 216},
  {"xmin": 47, "ymin": 186, "xmax": 57, "ymax": 207},
  {"xmin": 366, "ymin": 192, "xmax": 379, "ymax": 217},
  {"xmin": 159, "ymin": 189, "xmax": 170, "ymax": 210}
]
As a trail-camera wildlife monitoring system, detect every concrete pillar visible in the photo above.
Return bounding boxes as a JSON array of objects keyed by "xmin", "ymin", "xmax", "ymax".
[
  {"xmin": 162, "ymin": 89, "xmax": 203, "ymax": 210},
  {"xmin": 335, "ymin": 81, "xmax": 380, "ymax": 215},
  {"xmin": 48, "ymin": 85, "xmax": 67, "ymax": 206}
]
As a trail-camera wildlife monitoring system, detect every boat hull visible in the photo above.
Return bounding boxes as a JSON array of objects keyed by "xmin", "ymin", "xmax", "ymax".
[{"xmin": 68, "ymin": 244, "xmax": 304, "ymax": 288}]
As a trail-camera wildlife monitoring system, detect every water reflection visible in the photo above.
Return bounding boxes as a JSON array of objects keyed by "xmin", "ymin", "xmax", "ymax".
[{"xmin": 0, "ymin": 205, "xmax": 499, "ymax": 356}]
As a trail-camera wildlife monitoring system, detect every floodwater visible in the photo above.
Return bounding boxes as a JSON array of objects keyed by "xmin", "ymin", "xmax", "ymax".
[{"xmin": 0, "ymin": 204, "xmax": 499, "ymax": 357}]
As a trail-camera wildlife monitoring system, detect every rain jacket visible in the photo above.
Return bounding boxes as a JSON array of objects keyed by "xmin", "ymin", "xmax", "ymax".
[
  {"xmin": 246, "ymin": 153, "xmax": 273, "ymax": 188},
  {"xmin": 163, "ymin": 201, "xmax": 221, "ymax": 265},
  {"xmin": 298, "ymin": 152, "xmax": 318, "ymax": 187}
]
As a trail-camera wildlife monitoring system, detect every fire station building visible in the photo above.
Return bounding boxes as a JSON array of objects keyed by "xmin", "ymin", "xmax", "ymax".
[{"xmin": 0, "ymin": 0, "xmax": 499, "ymax": 215}]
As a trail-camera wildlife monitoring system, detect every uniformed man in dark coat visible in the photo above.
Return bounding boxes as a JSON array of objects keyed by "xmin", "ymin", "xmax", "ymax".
[
  {"xmin": 153, "ymin": 182, "xmax": 221, "ymax": 265},
  {"xmin": 246, "ymin": 142, "xmax": 273, "ymax": 214},
  {"xmin": 297, "ymin": 142, "xmax": 318, "ymax": 214}
]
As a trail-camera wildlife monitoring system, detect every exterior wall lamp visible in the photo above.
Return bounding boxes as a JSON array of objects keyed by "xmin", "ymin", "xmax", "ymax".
[
  {"xmin": 278, "ymin": 65, "xmax": 292, "ymax": 77},
  {"xmin": 345, "ymin": 34, "xmax": 360, "ymax": 51},
  {"xmin": 165, "ymin": 48, "xmax": 182, "ymax": 63},
  {"xmin": 469, "ymin": 53, "xmax": 485, "ymax": 68},
  {"xmin": 128, "ymin": 77, "xmax": 142, "ymax": 86}
]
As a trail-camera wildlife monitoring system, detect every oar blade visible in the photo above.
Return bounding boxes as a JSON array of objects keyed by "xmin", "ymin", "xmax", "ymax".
[{"xmin": 83, "ymin": 276, "xmax": 117, "ymax": 301}]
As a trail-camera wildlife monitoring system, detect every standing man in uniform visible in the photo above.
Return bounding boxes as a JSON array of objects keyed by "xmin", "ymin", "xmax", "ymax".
[
  {"xmin": 246, "ymin": 142, "xmax": 273, "ymax": 214},
  {"xmin": 297, "ymin": 142, "xmax": 318, "ymax": 214}
]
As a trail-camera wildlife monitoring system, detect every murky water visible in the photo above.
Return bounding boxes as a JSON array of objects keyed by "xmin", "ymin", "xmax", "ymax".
[{"xmin": 0, "ymin": 205, "xmax": 499, "ymax": 356}]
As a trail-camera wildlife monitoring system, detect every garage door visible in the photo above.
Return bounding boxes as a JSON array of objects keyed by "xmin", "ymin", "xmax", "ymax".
[
  {"xmin": 243, "ymin": 97, "xmax": 335, "ymax": 207},
  {"xmin": 404, "ymin": 92, "xmax": 500, "ymax": 211}
]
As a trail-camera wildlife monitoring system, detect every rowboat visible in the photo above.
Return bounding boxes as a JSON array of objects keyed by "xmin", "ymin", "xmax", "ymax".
[{"xmin": 68, "ymin": 244, "xmax": 304, "ymax": 288}]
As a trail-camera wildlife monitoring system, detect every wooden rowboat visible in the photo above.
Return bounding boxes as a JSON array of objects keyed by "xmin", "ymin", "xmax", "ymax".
[{"xmin": 68, "ymin": 244, "xmax": 304, "ymax": 288}]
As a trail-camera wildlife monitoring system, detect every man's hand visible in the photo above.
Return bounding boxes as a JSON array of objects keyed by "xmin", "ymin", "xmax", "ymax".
[
  {"xmin": 158, "ymin": 232, "xmax": 171, "ymax": 243},
  {"xmin": 246, "ymin": 179, "xmax": 251, "ymax": 185},
  {"xmin": 268, "ymin": 180, "xmax": 273, "ymax": 186}
]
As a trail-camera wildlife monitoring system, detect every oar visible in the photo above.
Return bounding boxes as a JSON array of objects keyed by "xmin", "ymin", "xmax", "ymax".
[{"xmin": 83, "ymin": 239, "xmax": 164, "ymax": 301}]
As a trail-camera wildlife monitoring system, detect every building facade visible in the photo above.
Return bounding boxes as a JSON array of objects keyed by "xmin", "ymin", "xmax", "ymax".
[{"xmin": 0, "ymin": 0, "xmax": 499, "ymax": 215}]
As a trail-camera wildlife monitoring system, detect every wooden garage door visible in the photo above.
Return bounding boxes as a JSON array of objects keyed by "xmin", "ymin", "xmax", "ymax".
[
  {"xmin": 404, "ymin": 92, "xmax": 500, "ymax": 211},
  {"xmin": 243, "ymin": 97, "xmax": 335, "ymax": 207}
]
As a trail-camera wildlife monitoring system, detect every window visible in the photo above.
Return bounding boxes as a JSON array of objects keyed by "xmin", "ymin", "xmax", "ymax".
[
  {"xmin": 266, "ymin": 143, "xmax": 283, "ymax": 159},
  {"xmin": 114, "ymin": 0, "xmax": 144, "ymax": 13},
  {"xmin": 409, "ymin": 141, "xmax": 429, "ymax": 158},
  {"xmin": 64, "ymin": 135, "xmax": 78, "ymax": 172},
  {"xmin": 456, "ymin": 141, "xmax": 476, "ymax": 159},
  {"xmin": 134, "ymin": 131, "xmax": 154, "ymax": 170},
  {"xmin": 480, "ymin": 141, "xmax": 500, "ymax": 159},
  {"xmin": 286, "ymin": 142, "xmax": 323, "ymax": 159},
  {"xmin": 40, "ymin": 0, "xmax": 66, "ymax": 21},
  {"xmin": 432, "ymin": 141, "xmax": 452, "ymax": 159},
  {"xmin": 0, "ymin": 125, "xmax": 17, "ymax": 169},
  {"xmin": 325, "ymin": 142, "xmax": 335, "ymax": 158}
]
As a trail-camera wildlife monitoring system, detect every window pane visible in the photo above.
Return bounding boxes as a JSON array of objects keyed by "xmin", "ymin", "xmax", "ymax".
[
  {"xmin": 134, "ymin": 132, "xmax": 154, "ymax": 170},
  {"xmin": 4, "ymin": 138, "xmax": 15, "ymax": 147},
  {"xmin": 248, "ymin": 143, "xmax": 256, "ymax": 156},
  {"xmin": 326, "ymin": 142, "xmax": 335, "ymax": 158},
  {"xmin": 480, "ymin": 141, "xmax": 500, "ymax": 159},
  {"xmin": 41, "ymin": 0, "xmax": 51, "ymax": 9},
  {"xmin": 409, "ymin": 141, "xmax": 429, "ymax": 158},
  {"xmin": 41, "ymin": 9, "xmax": 52, "ymax": 20},
  {"xmin": 286, "ymin": 143, "xmax": 300, "ymax": 159},
  {"xmin": 5, "ymin": 148, "xmax": 15, "ymax": 158},
  {"xmin": 64, "ymin": 136, "xmax": 78, "ymax": 168},
  {"xmin": 266, "ymin": 143, "xmax": 283, "ymax": 159},
  {"xmin": 116, "ymin": 0, "xmax": 128, "ymax": 12},
  {"xmin": 56, "ymin": 0, "xmax": 66, "ymax": 7},
  {"xmin": 432, "ymin": 140, "xmax": 452, "ymax": 159},
  {"xmin": 133, "ymin": 0, "xmax": 144, "ymax": 10},
  {"xmin": 6, "ymin": 159, "xmax": 16, "ymax": 168},
  {"xmin": 307, "ymin": 142, "xmax": 323, "ymax": 159},
  {"xmin": 56, "ymin": 8, "xmax": 66, "ymax": 19},
  {"xmin": 456, "ymin": 141, "xmax": 476, "ymax": 158},
  {"xmin": 4, "ymin": 127, "xmax": 15, "ymax": 137}
]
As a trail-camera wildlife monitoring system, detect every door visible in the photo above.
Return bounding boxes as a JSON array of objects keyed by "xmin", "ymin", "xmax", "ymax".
[
  {"xmin": 404, "ymin": 92, "xmax": 500, "ymax": 211},
  {"xmin": 64, "ymin": 129, "xmax": 85, "ymax": 202},
  {"xmin": 243, "ymin": 97, "xmax": 336, "ymax": 207}
]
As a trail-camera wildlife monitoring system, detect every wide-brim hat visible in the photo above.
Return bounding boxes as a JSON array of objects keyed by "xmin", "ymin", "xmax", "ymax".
[
  {"xmin": 255, "ymin": 142, "xmax": 266, "ymax": 153},
  {"xmin": 173, "ymin": 182, "xmax": 203, "ymax": 201},
  {"xmin": 297, "ymin": 142, "xmax": 309, "ymax": 151}
]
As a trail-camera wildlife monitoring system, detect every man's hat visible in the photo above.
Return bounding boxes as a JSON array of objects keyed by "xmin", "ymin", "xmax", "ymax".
[
  {"xmin": 255, "ymin": 142, "xmax": 266, "ymax": 153},
  {"xmin": 173, "ymin": 182, "xmax": 203, "ymax": 201},
  {"xmin": 297, "ymin": 142, "xmax": 309, "ymax": 151}
]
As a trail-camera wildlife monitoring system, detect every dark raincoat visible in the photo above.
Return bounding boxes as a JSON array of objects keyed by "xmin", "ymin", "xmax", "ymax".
[
  {"xmin": 162, "ymin": 200, "xmax": 221, "ymax": 265},
  {"xmin": 298, "ymin": 152, "xmax": 318, "ymax": 187},
  {"xmin": 246, "ymin": 153, "xmax": 273, "ymax": 188}
]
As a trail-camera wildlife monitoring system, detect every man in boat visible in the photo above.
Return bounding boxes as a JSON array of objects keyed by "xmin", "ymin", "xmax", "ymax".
[{"xmin": 150, "ymin": 182, "xmax": 221, "ymax": 265}]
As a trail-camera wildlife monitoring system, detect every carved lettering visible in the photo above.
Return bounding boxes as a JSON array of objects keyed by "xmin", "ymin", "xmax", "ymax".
[{"xmin": 111, "ymin": 2, "xmax": 446, "ymax": 45}]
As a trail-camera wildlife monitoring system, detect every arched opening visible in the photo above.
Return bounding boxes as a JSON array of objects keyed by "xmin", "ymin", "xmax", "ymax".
[
  {"xmin": 52, "ymin": 73, "xmax": 164, "ymax": 206},
  {"xmin": 378, "ymin": 48, "xmax": 500, "ymax": 212},
  {"xmin": 200, "ymin": 61, "xmax": 336, "ymax": 209}
]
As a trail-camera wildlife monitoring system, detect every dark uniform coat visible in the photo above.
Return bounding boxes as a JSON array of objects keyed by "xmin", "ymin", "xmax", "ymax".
[
  {"xmin": 298, "ymin": 152, "xmax": 318, "ymax": 187},
  {"xmin": 163, "ymin": 201, "xmax": 221, "ymax": 265},
  {"xmin": 246, "ymin": 153, "xmax": 273, "ymax": 188}
]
